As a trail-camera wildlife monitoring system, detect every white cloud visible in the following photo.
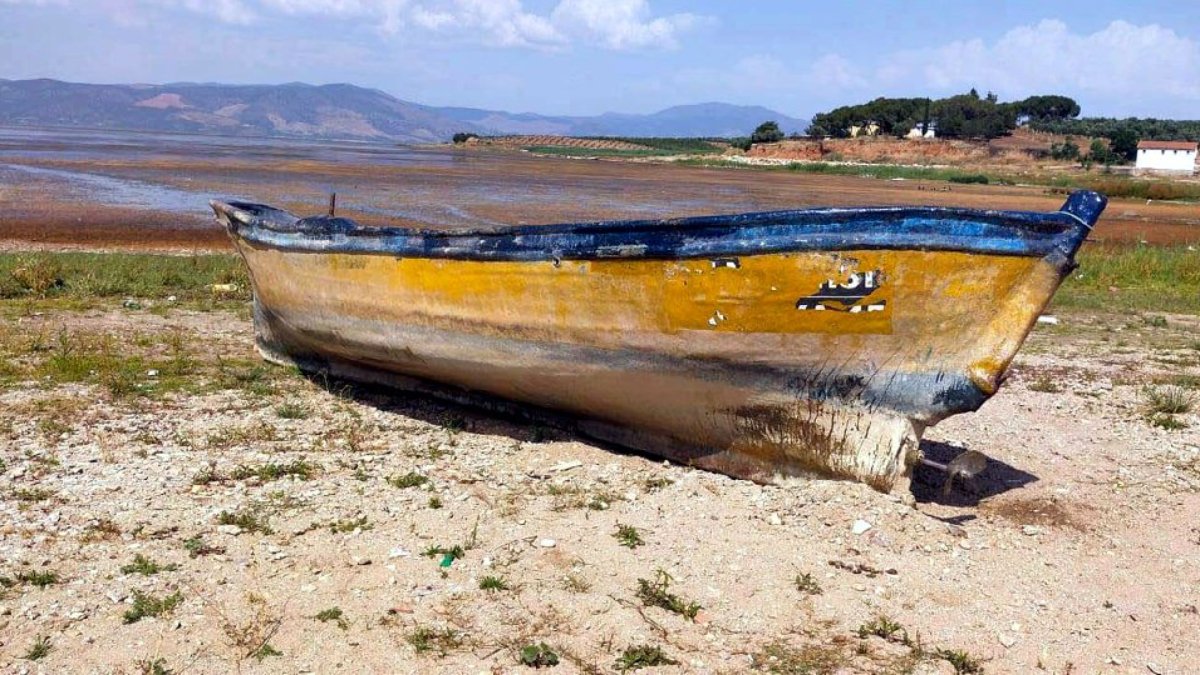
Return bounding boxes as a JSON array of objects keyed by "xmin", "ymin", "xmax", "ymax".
[
  {"xmin": 809, "ymin": 53, "xmax": 865, "ymax": 89},
  {"xmin": 875, "ymin": 20, "xmax": 1200, "ymax": 101},
  {"xmin": 551, "ymin": 0, "xmax": 705, "ymax": 50},
  {"xmin": 54, "ymin": 0, "xmax": 705, "ymax": 50}
]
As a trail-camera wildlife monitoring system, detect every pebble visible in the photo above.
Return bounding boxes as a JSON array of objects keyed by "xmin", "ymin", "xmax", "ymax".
[
  {"xmin": 216, "ymin": 524, "xmax": 243, "ymax": 536},
  {"xmin": 351, "ymin": 557, "xmax": 371, "ymax": 566},
  {"xmin": 998, "ymin": 633, "xmax": 1016, "ymax": 648},
  {"xmin": 768, "ymin": 513, "xmax": 783, "ymax": 526},
  {"xmin": 1023, "ymin": 525, "xmax": 1044, "ymax": 536},
  {"xmin": 851, "ymin": 520, "xmax": 872, "ymax": 535},
  {"xmin": 537, "ymin": 538, "xmax": 557, "ymax": 548},
  {"xmin": 388, "ymin": 547, "xmax": 411, "ymax": 559}
]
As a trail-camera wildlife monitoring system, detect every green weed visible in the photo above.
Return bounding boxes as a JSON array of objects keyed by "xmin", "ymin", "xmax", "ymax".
[
  {"xmin": 614, "ymin": 644, "xmax": 678, "ymax": 671},
  {"xmin": 635, "ymin": 569, "xmax": 701, "ymax": 620},
  {"xmin": 614, "ymin": 524, "xmax": 644, "ymax": 548},
  {"xmin": 120, "ymin": 554, "xmax": 178, "ymax": 576},
  {"xmin": 479, "ymin": 575, "xmax": 509, "ymax": 592},
  {"xmin": 123, "ymin": 591, "xmax": 184, "ymax": 624}
]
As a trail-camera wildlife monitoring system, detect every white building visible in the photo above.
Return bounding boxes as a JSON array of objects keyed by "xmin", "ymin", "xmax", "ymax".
[{"xmin": 1135, "ymin": 140, "xmax": 1197, "ymax": 174}]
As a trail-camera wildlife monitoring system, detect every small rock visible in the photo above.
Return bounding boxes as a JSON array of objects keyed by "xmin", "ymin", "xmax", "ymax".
[
  {"xmin": 537, "ymin": 538, "xmax": 557, "ymax": 548},
  {"xmin": 1022, "ymin": 525, "xmax": 1044, "ymax": 536},
  {"xmin": 299, "ymin": 584, "xmax": 317, "ymax": 593},
  {"xmin": 352, "ymin": 557, "xmax": 372, "ymax": 566},
  {"xmin": 1036, "ymin": 315, "xmax": 1059, "ymax": 325},
  {"xmin": 216, "ymin": 525, "xmax": 242, "ymax": 536},
  {"xmin": 999, "ymin": 633, "xmax": 1017, "ymax": 648},
  {"xmin": 768, "ymin": 513, "xmax": 783, "ymax": 526},
  {"xmin": 851, "ymin": 520, "xmax": 872, "ymax": 535},
  {"xmin": 387, "ymin": 547, "xmax": 410, "ymax": 559},
  {"xmin": 146, "ymin": 369, "xmax": 159, "ymax": 377}
]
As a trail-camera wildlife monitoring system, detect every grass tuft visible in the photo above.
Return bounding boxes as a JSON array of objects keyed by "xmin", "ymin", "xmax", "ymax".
[
  {"xmin": 216, "ymin": 508, "xmax": 273, "ymax": 534},
  {"xmin": 123, "ymin": 590, "xmax": 184, "ymax": 624},
  {"xmin": 314, "ymin": 607, "xmax": 348, "ymax": 629},
  {"xmin": 406, "ymin": 626, "xmax": 464, "ymax": 656},
  {"xmin": 614, "ymin": 644, "xmax": 678, "ymax": 671},
  {"xmin": 635, "ymin": 569, "xmax": 701, "ymax": 620},
  {"xmin": 23, "ymin": 635, "xmax": 52, "ymax": 661},
  {"xmin": 388, "ymin": 471, "xmax": 428, "ymax": 489},
  {"xmin": 120, "ymin": 554, "xmax": 178, "ymax": 576},
  {"xmin": 614, "ymin": 524, "xmax": 644, "ymax": 548},
  {"xmin": 479, "ymin": 575, "xmax": 509, "ymax": 592},
  {"xmin": 795, "ymin": 572, "xmax": 823, "ymax": 595},
  {"xmin": 1143, "ymin": 385, "xmax": 1196, "ymax": 415}
]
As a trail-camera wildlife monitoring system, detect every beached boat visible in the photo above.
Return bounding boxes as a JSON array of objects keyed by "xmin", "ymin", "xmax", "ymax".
[{"xmin": 212, "ymin": 191, "xmax": 1106, "ymax": 492}]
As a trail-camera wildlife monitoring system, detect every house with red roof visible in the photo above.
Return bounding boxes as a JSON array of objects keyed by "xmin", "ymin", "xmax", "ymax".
[{"xmin": 1134, "ymin": 140, "xmax": 1197, "ymax": 175}]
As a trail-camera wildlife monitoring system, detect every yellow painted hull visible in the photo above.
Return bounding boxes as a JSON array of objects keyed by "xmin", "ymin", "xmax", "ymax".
[{"xmin": 233, "ymin": 243, "xmax": 1061, "ymax": 491}]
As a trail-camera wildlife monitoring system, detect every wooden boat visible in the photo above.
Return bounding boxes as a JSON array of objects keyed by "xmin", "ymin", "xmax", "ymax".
[{"xmin": 211, "ymin": 191, "xmax": 1106, "ymax": 492}]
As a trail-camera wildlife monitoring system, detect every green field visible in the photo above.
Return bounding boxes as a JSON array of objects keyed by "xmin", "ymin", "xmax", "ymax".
[{"xmin": 674, "ymin": 157, "xmax": 1200, "ymax": 203}]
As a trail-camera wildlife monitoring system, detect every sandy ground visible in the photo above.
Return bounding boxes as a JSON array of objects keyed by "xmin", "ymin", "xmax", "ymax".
[{"xmin": 1, "ymin": 304, "xmax": 1198, "ymax": 675}]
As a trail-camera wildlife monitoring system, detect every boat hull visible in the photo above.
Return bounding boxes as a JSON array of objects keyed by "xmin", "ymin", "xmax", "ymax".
[{"xmin": 215, "ymin": 193, "xmax": 1105, "ymax": 491}]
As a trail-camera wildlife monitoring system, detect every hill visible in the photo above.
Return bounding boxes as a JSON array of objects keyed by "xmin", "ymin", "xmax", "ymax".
[{"xmin": 0, "ymin": 78, "xmax": 807, "ymax": 142}]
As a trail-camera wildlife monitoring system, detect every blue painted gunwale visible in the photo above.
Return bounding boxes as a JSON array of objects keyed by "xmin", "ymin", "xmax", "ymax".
[{"xmin": 216, "ymin": 190, "xmax": 1106, "ymax": 263}]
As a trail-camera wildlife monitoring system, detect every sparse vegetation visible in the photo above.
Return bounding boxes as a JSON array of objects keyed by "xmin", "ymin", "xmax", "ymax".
[
  {"xmin": 388, "ymin": 471, "xmax": 428, "ymax": 488},
  {"xmin": 422, "ymin": 544, "xmax": 465, "ymax": 560},
  {"xmin": 0, "ymin": 252, "xmax": 248, "ymax": 304},
  {"xmin": 24, "ymin": 635, "xmax": 52, "ymax": 661},
  {"xmin": 406, "ymin": 626, "xmax": 464, "ymax": 656},
  {"xmin": 794, "ymin": 572, "xmax": 823, "ymax": 595},
  {"xmin": 751, "ymin": 640, "xmax": 847, "ymax": 673},
  {"xmin": 329, "ymin": 515, "xmax": 372, "ymax": 533},
  {"xmin": 120, "ymin": 554, "xmax": 178, "ymax": 576},
  {"xmin": 636, "ymin": 569, "xmax": 701, "ymax": 620},
  {"xmin": 217, "ymin": 507, "xmax": 273, "ymax": 534},
  {"xmin": 123, "ymin": 590, "xmax": 184, "ymax": 624},
  {"xmin": 518, "ymin": 642, "xmax": 560, "ymax": 668},
  {"xmin": 615, "ymin": 644, "xmax": 678, "ymax": 671},
  {"xmin": 1028, "ymin": 376, "xmax": 1063, "ymax": 393},
  {"xmin": 314, "ymin": 607, "xmax": 348, "ymax": 629},
  {"xmin": 16, "ymin": 569, "xmax": 60, "ymax": 588},
  {"xmin": 857, "ymin": 615, "xmax": 909, "ymax": 644},
  {"xmin": 134, "ymin": 658, "xmax": 174, "ymax": 675},
  {"xmin": 183, "ymin": 536, "xmax": 224, "ymax": 558},
  {"xmin": 1144, "ymin": 385, "xmax": 1196, "ymax": 415},
  {"xmin": 274, "ymin": 401, "xmax": 310, "ymax": 419},
  {"xmin": 934, "ymin": 648, "xmax": 986, "ymax": 674},
  {"xmin": 614, "ymin": 524, "xmax": 644, "ymax": 548},
  {"xmin": 1054, "ymin": 244, "xmax": 1200, "ymax": 314},
  {"xmin": 479, "ymin": 575, "xmax": 509, "ymax": 592}
]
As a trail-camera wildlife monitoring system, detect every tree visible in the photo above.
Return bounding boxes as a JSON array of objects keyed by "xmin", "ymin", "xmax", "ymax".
[
  {"xmin": 750, "ymin": 121, "xmax": 784, "ymax": 144},
  {"xmin": 931, "ymin": 94, "xmax": 1016, "ymax": 139},
  {"xmin": 1088, "ymin": 138, "xmax": 1115, "ymax": 165},
  {"xmin": 451, "ymin": 132, "xmax": 478, "ymax": 144},
  {"xmin": 1016, "ymin": 95, "xmax": 1081, "ymax": 122},
  {"xmin": 1108, "ymin": 127, "xmax": 1139, "ymax": 162},
  {"xmin": 1049, "ymin": 138, "xmax": 1080, "ymax": 161}
]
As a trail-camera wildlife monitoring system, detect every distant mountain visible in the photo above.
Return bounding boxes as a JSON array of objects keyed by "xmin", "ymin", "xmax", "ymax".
[
  {"xmin": 0, "ymin": 78, "xmax": 808, "ymax": 141},
  {"xmin": 441, "ymin": 102, "xmax": 810, "ymax": 138}
]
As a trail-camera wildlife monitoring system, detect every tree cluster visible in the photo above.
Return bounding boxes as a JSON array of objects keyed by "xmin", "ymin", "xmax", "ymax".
[
  {"xmin": 1028, "ymin": 117, "xmax": 1200, "ymax": 161},
  {"xmin": 806, "ymin": 91, "xmax": 1080, "ymax": 140}
]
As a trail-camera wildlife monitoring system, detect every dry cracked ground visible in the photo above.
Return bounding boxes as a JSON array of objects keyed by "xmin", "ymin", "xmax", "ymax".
[{"xmin": 1, "ymin": 305, "xmax": 1198, "ymax": 675}]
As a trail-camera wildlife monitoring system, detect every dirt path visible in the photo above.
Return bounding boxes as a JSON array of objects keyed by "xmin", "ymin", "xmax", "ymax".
[{"xmin": 1, "ymin": 306, "xmax": 1197, "ymax": 674}]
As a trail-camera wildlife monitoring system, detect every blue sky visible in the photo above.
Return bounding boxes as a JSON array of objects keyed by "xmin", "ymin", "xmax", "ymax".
[{"xmin": 2, "ymin": 0, "xmax": 1198, "ymax": 119}]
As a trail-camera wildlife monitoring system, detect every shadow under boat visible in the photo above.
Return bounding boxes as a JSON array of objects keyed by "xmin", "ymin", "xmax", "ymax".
[
  {"xmin": 299, "ymin": 368, "xmax": 1039, "ymax": 504},
  {"xmin": 910, "ymin": 439, "xmax": 1039, "ymax": 507}
]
